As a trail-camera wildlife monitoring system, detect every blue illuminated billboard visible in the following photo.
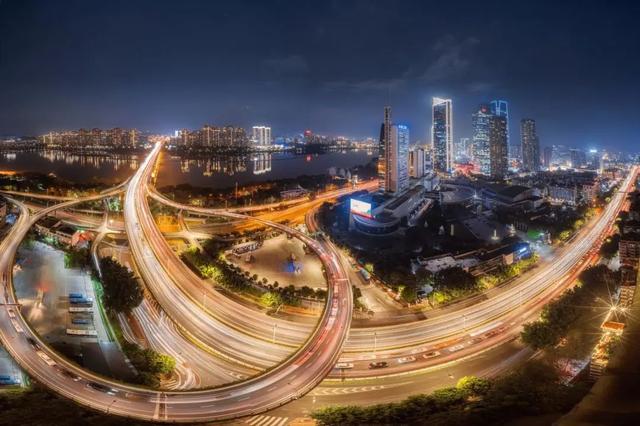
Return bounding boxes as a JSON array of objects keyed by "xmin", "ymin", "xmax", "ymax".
[{"xmin": 350, "ymin": 199, "xmax": 372, "ymax": 218}]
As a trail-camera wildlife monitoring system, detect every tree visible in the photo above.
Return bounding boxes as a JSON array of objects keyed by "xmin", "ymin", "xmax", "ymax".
[
  {"xmin": 456, "ymin": 376, "xmax": 490, "ymax": 396},
  {"xmin": 298, "ymin": 286, "xmax": 316, "ymax": 298},
  {"xmin": 260, "ymin": 291, "xmax": 282, "ymax": 308},
  {"xmin": 99, "ymin": 257, "xmax": 144, "ymax": 314},
  {"xmin": 558, "ymin": 230, "xmax": 572, "ymax": 241},
  {"xmin": 399, "ymin": 285, "xmax": 417, "ymax": 303},
  {"xmin": 352, "ymin": 285, "xmax": 362, "ymax": 300},
  {"xmin": 599, "ymin": 233, "xmax": 621, "ymax": 259},
  {"xmin": 435, "ymin": 267, "xmax": 477, "ymax": 293},
  {"xmin": 363, "ymin": 263, "xmax": 374, "ymax": 274},
  {"xmin": 521, "ymin": 321, "xmax": 560, "ymax": 349},
  {"xmin": 64, "ymin": 248, "xmax": 90, "ymax": 269}
]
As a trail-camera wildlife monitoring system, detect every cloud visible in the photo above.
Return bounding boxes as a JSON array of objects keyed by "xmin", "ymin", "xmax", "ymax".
[
  {"xmin": 467, "ymin": 81, "xmax": 494, "ymax": 93},
  {"xmin": 262, "ymin": 55, "xmax": 309, "ymax": 75},
  {"xmin": 323, "ymin": 76, "xmax": 408, "ymax": 93},
  {"xmin": 421, "ymin": 36, "xmax": 480, "ymax": 82}
]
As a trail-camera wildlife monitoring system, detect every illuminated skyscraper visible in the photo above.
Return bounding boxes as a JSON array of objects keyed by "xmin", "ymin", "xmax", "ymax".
[
  {"xmin": 472, "ymin": 103, "xmax": 492, "ymax": 175},
  {"xmin": 520, "ymin": 118, "xmax": 540, "ymax": 172},
  {"xmin": 489, "ymin": 115, "xmax": 508, "ymax": 179},
  {"xmin": 431, "ymin": 97, "xmax": 453, "ymax": 173},
  {"xmin": 252, "ymin": 126, "xmax": 272, "ymax": 146},
  {"xmin": 378, "ymin": 106, "xmax": 392, "ymax": 192},
  {"xmin": 390, "ymin": 124, "xmax": 409, "ymax": 193},
  {"xmin": 542, "ymin": 146, "xmax": 553, "ymax": 168},
  {"xmin": 409, "ymin": 147, "xmax": 425, "ymax": 178},
  {"xmin": 490, "ymin": 99, "xmax": 509, "ymax": 147}
]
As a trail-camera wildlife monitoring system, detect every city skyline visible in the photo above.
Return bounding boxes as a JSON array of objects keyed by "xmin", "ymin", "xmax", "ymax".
[
  {"xmin": 1, "ymin": 1, "xmax": 639, "ymax": 153},
  {"xmin": 1, "ymin": 2, "xmax": 640, "ymax": 424}
]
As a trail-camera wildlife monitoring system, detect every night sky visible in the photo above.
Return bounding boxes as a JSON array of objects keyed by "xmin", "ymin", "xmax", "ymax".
[{"xmin": 1, "ymin": 0, "xmax": 639, "ymax": 151}]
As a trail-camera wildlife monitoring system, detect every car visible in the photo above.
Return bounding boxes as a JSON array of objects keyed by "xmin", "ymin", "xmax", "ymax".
[
  {"xmin": 423, "ymin": 351, "xmax": 440, "ymax": 360},
  {"xmin": 61, "ymin": 369, "xmax": 81, "ymax": 382},
  {"xmin": 88, "ymin": 382, "xmax": 117, "ymax": 395},
  {"xmin": 448, "ymin": 344, "xmax": 465, "ymax": 353},
  {"xmin": 397, "ymin": 356, "xmax": 416, "ymax": 364},
  {"xmin": 335, "ymin": 362, "xmax": 354, "ymax": 369},
  {"xmin": 26, "ymin": 337, "xmax": 39, "ymax": 349},
  {"xmin": 368, "ymin": 361, "xmax": 388, "ymax": 369}
]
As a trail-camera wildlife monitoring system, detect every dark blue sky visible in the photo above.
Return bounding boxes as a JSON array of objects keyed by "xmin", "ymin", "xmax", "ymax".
[{"xmin": 1, "ymin": 0, "xmax": 639, "ymax": 151}]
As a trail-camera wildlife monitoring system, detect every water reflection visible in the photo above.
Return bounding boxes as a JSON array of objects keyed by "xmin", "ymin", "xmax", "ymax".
[{"xmin": 0, "ymin": 149, "xmax": 375, "ymax": 189}]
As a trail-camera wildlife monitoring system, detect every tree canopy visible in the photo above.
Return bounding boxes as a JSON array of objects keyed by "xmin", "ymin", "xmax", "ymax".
[{"xmin": 99, "ymin": 257, "xmax": 144, "ymax": 314}]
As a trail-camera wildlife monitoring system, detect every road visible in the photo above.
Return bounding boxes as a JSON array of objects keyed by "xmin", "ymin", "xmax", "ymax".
[
  {"xmin": 152, "ymin": 166, "xmax": 638, "ymax": 378},
  {"xmin": 0, "ymin": 140, "xmax": 351, "ymax": 422},
  {"xmin": 0, "ymin": 148, "xmax": 634, "ymax": 422}
]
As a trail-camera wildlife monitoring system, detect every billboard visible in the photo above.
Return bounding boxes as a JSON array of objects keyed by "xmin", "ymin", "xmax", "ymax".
[{"xmin": 350, "ymin": 199, "xmax": 372, "ymax": 219}]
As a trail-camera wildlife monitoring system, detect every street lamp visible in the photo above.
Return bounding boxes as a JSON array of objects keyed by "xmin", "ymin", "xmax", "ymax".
[
  {"xmin": 272, "ymin": 323, "xmax": 278, "ymax": 344},
  {"xmin": 106, "ymin": 399, "xmax": 117, "ymax": 415},
  {"xmin": 373, "ymin": 332, "xmax": 377, "ymax": 355}
]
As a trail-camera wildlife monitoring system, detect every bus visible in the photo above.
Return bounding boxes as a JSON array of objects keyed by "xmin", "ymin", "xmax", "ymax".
[
  {"xmin": 69, "ymin": 297, "xmax": 93, "ymax": 305},
  {"xmin": 71, "ymin": 317, "xmax": 92, "ymax": 325},
  {"xmin": 0, "ymin": 375, "xmax": 20, "ymax": 386}
]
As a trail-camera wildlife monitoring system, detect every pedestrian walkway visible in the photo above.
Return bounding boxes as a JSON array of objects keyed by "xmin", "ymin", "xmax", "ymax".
[{"xmin": 245, "ymin": 415, "xmax": 290, "ymax": 426}]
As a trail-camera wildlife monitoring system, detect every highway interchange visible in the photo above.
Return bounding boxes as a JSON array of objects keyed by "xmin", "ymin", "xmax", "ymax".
[{"xmin": 0, "ymin": 141, "xmax": 636, "ymax": 422}]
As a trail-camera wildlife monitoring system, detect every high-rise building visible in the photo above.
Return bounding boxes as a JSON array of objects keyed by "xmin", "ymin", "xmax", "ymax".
[
  {"xmin": 252, "ymin": 126, "xmax": 272, "ymax": 146},
  {"xmin": 542, "ymin": 146, "xmax": 553, "ymax": 168},
  {"xmin": 520, "ymin": 118, "xmax": 540, "ymax": 172},
  {"xmin": 409, "ymin": 147, "xmax": 425, "ymax": 178},
  {"xmin": 490, "ymin": 100, "xmax": 509, "ymax": 147},
  {"xmin": 456, "ymin": 137, "xmax": 471, "ymax": 159},
  {"xmin": 378, "ymin": 106, "xmax": 392, "ymax": 192},
  {"xmin": 570, "ymin": 148, "xmax": 587, "ymax": 169},
  {"xmin": 390, "ymin": 124, "xmax": 409, "ymax": 193},
  {"xmin": 178, "ymin": 126, "xmax": 248, "ymax": 148},
  {"xmin": 489, "ymin": 115, "xmax": 508, "ymax": 179},
  {"xmin": 431, "ymin": 97, "xmax": 453, "ymax": 174},
  {"xmin": 587, "ymin": 149, "xmax": 602, "ymax": 172},
  {"xmin": 472, "ymin": 103, "xmax": 492, "ymax": 175}
]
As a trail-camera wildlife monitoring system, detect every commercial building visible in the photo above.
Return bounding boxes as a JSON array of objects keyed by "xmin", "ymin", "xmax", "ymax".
[
  {"xmin": 413, "ymin": 241, "xmax": 532, "ymax": 276},
  {"xmin": 431, "ymin": 97, "xmax": 453, "ymax": 174},
  {"xmin": 521, "ymin": 119, "xmax": 540, "ymax": 172},
  {"xmin": 377, "ymin": 106, "xmax": 409, "ymax": 194},
  {"xmin": 409, "ymin": 147, "xmax": 425, "ymax": 178},
  {"xmin": 456, "ymin": 137, "xmax": 471, "ymax": 159},
  {"xmin": 548, "ymin": 185, "xmax": 579, "ymax": 205},
  {"xmin": 378, "ymin": 106, "xmax": 392, "ymax": 192},
  {"xmin": 619, "ymin": 233, "xmax": 640, "ymax": 269},
  {"xmin": 481, "ymin": 183, "xmax": 542, "ymax": 211},
  {"xmin": 251, "ymin": 126, "xmax": 272, "ymax": 146},
  {"xmin": 489, "ymin": 115, "xmax": 508, "ymax": 179},
  {"xmin": 348, "ymin": 185, "xmax": 432, "ymax": 236},
  {"xmin": 570, "ymin": 148, "xmax": 587, "ymax": 169},
  {"xmin": 490, "ymin": 100, "xmax": 509, "ymax": 156},
  {"xmin": 543, "ymin": 146, "xmax": 553, "ymax": 168},
  {"xmin": 472, "ymin": 104, "xmax": 492, "ymax": 175},
  {"xmin": 390, "ymin": 124, "xmax": 410, "ymax": 193}
]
